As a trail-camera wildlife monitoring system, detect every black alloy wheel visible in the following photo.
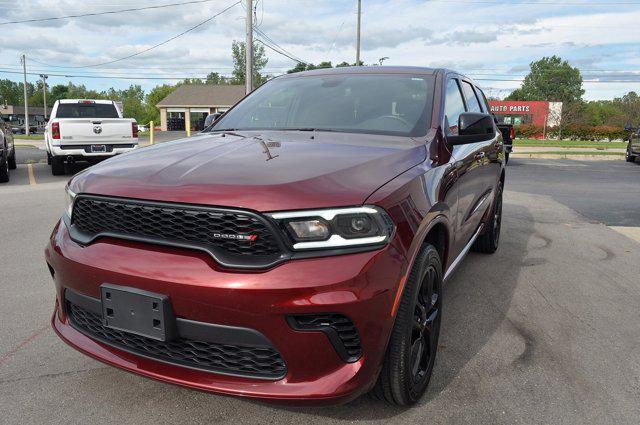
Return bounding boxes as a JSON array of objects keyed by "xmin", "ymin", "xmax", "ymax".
[{"xmin": 371, "ymin": 244, "xmax": 442, "ymax": 405}]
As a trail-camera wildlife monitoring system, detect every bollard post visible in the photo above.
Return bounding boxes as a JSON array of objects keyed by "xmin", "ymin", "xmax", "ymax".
[
  {"xmin": 186, "ymin": 124, "xmax": 191, "ymax": 138},
  {"xmin": 149, "ymin": 121, "xmax": 154, "ymax": 145}
]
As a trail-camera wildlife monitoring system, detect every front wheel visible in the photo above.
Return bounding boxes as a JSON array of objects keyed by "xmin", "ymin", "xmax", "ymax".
[
  {"xmin": 0, "ymin": 150, "xmax": 9, "ymax": 183},
  {"xmin": 626, "ymin": 146, "xmax": 637, "ymax": 163},
  {"xmin": 372, "ymin": 244, "xmax": 442, "ymax": 405},
  {"xmin": 8, "ymin": 149, "xmax": 16, "ymax": 169}
]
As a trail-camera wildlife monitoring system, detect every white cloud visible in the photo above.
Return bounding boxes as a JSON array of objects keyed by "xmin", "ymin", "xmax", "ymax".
[{"xmin": 0, "ymin": 0, "xmax": 637, "ymax": 99}]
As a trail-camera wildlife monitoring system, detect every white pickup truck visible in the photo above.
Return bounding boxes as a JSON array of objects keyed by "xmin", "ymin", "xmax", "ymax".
[{"xmin": 45, "ymin": 99, "xmax": 138, "ymax": 175}]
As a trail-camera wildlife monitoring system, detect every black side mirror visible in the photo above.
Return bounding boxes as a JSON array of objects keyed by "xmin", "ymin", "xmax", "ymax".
[{"xmin": 448, "ymin": 112, "xmax": 496, "ymax": 146}]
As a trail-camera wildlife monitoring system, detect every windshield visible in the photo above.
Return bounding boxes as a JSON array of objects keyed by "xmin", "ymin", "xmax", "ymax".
[{"xmin": 212, "ymin": 74, "xmax": 435, "ymax": 137}]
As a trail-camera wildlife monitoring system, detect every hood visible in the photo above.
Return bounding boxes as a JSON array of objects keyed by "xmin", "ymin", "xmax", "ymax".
[{"xmin": 71, "ymin": 131, "xmax": 426, "ymax": 212}]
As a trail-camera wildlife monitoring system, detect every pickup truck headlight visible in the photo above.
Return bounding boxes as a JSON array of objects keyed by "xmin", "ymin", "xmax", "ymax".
[
  {"xmin": 64, "ymin": 186, "xmax": 76, "ymax": 219},
  {"xmin": 268, "ymin": 206, "xmax": 393, "ymax": 250}
]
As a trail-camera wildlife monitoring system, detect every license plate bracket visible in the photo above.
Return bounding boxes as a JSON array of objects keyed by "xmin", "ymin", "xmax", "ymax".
[
  {"xmin": 91, "ymin": 144, "xmax": 107, "ymax": 153},
  {"xmin": 100, "ymin": 284, "xmax": 177, "ymax": 341}
]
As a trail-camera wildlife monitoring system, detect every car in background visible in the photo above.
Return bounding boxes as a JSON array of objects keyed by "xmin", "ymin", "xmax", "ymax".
[
  {"xmin": 47, "ymin": 67, "xmax": 505, "ymax": 406},
  {"xmin": 0, "ymin": 116, "xmax": 16, "ymax": 182},
  {"xmin": 497, "ymin": 123, "xmax": 514, "ymax": 163},
  {"xmin": 44, "ymin": 99, "xmax": 138, "ymax": 175},
  {"xmin": 625, "ymin": 123, "xmax": 639, "ymax": 164}
]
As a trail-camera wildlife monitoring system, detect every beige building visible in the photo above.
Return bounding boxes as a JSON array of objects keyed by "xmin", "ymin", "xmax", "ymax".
[{"xmin": 156, "ymin": 85, "xmax": 245, "ymax": 131}]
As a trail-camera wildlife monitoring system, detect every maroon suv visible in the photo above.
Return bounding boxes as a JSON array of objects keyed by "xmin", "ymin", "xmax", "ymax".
[{"xmin": 46, "ymin": 67, "xmax": 505, "ymax": 406}]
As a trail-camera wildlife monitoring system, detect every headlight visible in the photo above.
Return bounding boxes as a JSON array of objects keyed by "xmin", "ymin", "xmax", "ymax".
[
  {"xmin": 64, "ymin": 186, "xmax": 76, "ymax": 219},
  {"xmin": 268, "ymin": 206, "xmax": 393, "ymax": 250}
]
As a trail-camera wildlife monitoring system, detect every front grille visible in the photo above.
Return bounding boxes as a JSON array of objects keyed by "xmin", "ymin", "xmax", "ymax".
[
  {"xmin": 67, "ymin": 301, "xmax": 287, "ymax": 379},
  {"xmin": 288, "ymin": 314, "xmax": 362, "ymax": 362},
  {"xmin": 71, "ymin": 196, "xmax": 284, "ymax": 268}
]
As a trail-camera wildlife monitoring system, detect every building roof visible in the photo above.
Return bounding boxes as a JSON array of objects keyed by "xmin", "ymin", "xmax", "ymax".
[
  {"xmin": 156, "ymin": 85, "xmax": 245, "ymax": 107},
  {"xmin": 0, "ymin": 105, "xmax": 46, "ymax": 115}
]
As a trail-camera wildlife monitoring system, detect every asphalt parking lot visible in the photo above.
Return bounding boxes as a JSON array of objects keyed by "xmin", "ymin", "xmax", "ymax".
[{"xmin": 1, "ymin": 157, "xmax": 639, "ymax": 424}]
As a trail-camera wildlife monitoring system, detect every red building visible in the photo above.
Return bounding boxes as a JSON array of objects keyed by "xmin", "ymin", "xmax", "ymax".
[{"xmin": 488, "ymin": 100, "xmax": 562, "ymax": 127}]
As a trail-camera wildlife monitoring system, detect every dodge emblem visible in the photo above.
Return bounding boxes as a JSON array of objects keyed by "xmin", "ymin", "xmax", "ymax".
[{"xmin": 93, "ymin": 125, "xmax": 102, "ymax": 134}]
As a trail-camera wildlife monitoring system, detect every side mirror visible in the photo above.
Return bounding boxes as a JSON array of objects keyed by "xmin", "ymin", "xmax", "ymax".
[
  {"xmin": 448, "ymin": 112, "xmax": 496, "ymax": 146},
  {"xmin": 204, "ymin": 112, "xmax": 222, "ymax": 128}
]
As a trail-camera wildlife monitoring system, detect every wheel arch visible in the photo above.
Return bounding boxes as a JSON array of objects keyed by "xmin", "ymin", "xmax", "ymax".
[{"xmin": 389, "ymin": 213, "xmax": 452, "ymax": 320}]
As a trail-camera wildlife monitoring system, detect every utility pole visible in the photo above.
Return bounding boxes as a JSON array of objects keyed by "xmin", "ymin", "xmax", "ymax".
[
  {"xmin": 355, "ymin": 0, "xmax": 361, "ymax": 66},
  {"xmin": 21, "ymin": 54, "xmax": 30, "ymax": 136},
  {"xmin": 245, "ymin": 0, "xmax": 253, "ymax": 94},
  {"xmin": 40, "ymin": 74, "xmax": 48, "ymax": 120}
]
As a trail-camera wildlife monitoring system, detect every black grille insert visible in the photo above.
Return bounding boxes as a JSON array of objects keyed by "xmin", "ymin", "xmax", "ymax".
[
  {"xmin": 67, "ymin": 301, "xmax": 287, "ymax": 379},
  {"xmin": 70, "ymin": 196, "xmax": 286, "ymax": 268},
  {"xmin": 288, "ymin": 314, "xmax": 362, "ymax": 362}
]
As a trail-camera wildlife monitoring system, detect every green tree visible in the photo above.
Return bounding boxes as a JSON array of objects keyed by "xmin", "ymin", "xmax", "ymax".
[
  {"xmin": 231, "ymin": 40, "xmax": 268, "ymax": 86},
  {"xmin": 205, "ymin": 72, "xmax": 231, "ymax": 85},
  {"xmin": 507, "ymin": 56, "xmax": 584, "ymax": 103},
  {"xmin": 144, "ymin": 84, "xmax": 176, "ymax": 124}
]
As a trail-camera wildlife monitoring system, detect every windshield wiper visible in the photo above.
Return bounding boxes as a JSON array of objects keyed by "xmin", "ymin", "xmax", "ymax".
[{"xmin": 280, "ymin": 128, "xmax": 341, "ymax": 132}]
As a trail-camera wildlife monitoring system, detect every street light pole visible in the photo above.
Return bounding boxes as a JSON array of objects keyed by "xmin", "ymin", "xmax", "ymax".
[
  {"xmin": 40, "ymin": 74, "xmax": 48, "ymax": 120},
  {"xmin": 355, "ymin": 0, "xmax": 361, "ymax": 66},
  {"xmin": 21, "ymin": 54, "xmax": 30, "ymax": 136},
  {"xmin": 245, "ymin": 0, "xmax": 253, "ymax": 94}
]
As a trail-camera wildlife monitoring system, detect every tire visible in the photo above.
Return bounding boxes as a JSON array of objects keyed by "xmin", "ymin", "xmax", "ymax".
[
  {"xmin": 372, "ymin": 244, "xmax": 442, "ymax": 406},
  {"xmin": 51, "ymin": 156, "xmax": 65, "ymax": 176},
  {"xmin": 472, "ymin": 181, "xmax": 503, "ymax": 254},
  {"xmin": 8, "ymin": 149, "xmax": 16, "ymax": 169},
  {"xmin": 626, "ymin": 146, "xmax": 636, "ymax": 163},
  {"xmin": 0, "ymin": 151, "xmax": 9, "ymax": 183}
]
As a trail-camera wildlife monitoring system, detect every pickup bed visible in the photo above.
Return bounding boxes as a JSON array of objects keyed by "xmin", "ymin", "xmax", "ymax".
[{"xmin": 45, "ymin": 99, "xmax": 138, "ymax": 175}]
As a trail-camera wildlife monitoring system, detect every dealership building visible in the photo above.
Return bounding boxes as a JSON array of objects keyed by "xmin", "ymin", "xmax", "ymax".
[
  {"xmin": 156, "ymin": 85, "xmax": 245, "ymax": 132},
  {"xmin": 488, "ymin": 100, "xmax": 563, "ymax": 127}
]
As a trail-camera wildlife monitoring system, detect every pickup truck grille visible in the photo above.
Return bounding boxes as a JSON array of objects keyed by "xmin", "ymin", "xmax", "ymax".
[{"xmin": 70, "ymin": 196, "xmax": 285, "ymax": 268}]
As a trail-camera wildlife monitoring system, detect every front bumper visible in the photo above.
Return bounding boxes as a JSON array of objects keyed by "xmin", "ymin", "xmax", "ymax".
[{"xmin": 46, "ymin": 219, "xmax": 405, "ymax": 404}]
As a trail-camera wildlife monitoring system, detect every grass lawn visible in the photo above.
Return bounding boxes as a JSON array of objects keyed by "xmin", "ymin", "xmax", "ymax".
[
  {"xmin": 516, "ymin": 139, "xmax": 627, "ymax": 149},
  {"xmin": 516, "ymin": 150, "xmax": 624, "ymax": 156},
  {"xmin": 14, "ymin": 134, "xmax": 44, "ymax": 140}
]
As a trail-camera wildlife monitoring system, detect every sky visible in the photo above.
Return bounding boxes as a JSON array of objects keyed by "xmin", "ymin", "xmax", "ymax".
[{"xmin": 0, "ymin": 0, "xmax": 638, "ymax": 101}]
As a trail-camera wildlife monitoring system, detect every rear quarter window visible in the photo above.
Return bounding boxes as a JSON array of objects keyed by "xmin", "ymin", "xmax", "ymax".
[{"xmin": 56, "ymin": 103, "xmax": 119, "ymax": 119}]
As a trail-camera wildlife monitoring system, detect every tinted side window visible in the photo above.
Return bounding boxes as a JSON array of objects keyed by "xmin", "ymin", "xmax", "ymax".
[
  {"xmin": 461, "ymin": 81, "xmax": 482, "ymax": 113},
  {"xmin": 475, "ymin": 87, "xmax": 490, "ymax": 113},
  {"xmin": 444, "ymin": 79, "xmax": 466, "ymax": 135}
]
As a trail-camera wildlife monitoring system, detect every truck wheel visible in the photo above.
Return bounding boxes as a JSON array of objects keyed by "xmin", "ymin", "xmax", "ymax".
[
  {"xmin": 472, "ymin": 181, "xmax": 502, "ymax": 254},
  {"xmin": 8, "ymin": 149, "xmax": 16, "ymax": 169},
  {"xmin": 51, "ymin": 157, "xmax": 65, "ymax": 176},
  {"xmin": 625, "ymin": 146, "xmax": 636, "ymax": 163},
  {"xmin": 371, "ymin": 244, "xmax": 442, "ymax": 406},
  {"xmin": 0, "ymin": 151, "xmax": 9, "ymax": 183}
]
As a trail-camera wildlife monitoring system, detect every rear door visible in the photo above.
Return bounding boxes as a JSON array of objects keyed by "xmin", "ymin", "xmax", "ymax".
[{"xmin": 56, "ymin": 102, "xmax": 134, "ymax": 144}]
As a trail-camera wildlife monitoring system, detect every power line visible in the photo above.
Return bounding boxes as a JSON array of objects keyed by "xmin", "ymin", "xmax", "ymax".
[
  {"xmin": 28, "ymin": 1, "xmax": 241, "ymax": 69},
  {"xmin": 255, "ymin": 39, "xmax": 306, "ymax": 65},
  {"xmin": 0, "ymin": 0, "xmax": 224, "ymax": 26},
  {"xmin": 0, "ymin": 68, "xmax": 233, "ymax": 80},
  {"xmin": 253, "ymin": 27, "xmax": 308, "ymax": 64}
]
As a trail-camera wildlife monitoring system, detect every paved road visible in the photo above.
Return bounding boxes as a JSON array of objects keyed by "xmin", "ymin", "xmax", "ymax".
[{"xmin": 1, "ymin": 158, "xmax": 639, "ymax": 424}]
